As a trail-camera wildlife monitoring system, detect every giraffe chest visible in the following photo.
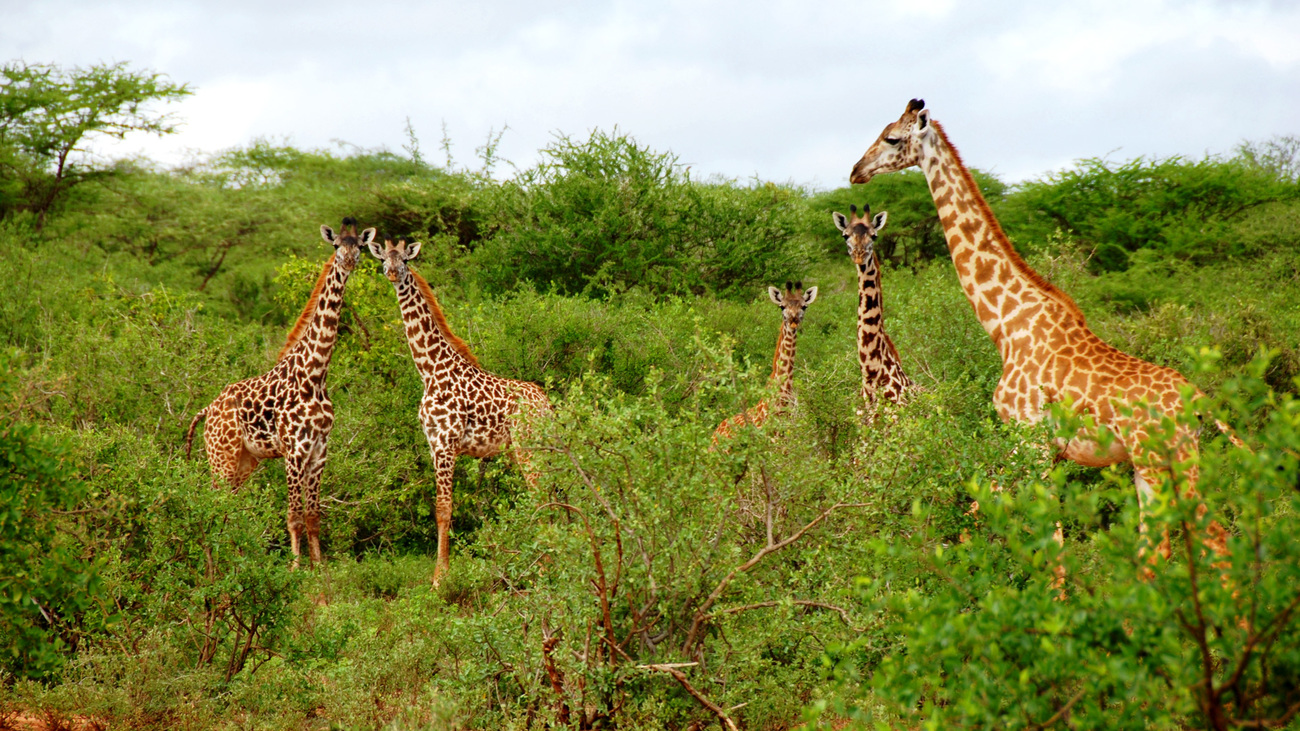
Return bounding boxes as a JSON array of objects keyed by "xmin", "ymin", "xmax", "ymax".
[{"xmin": 419, "ymin": 372, "xmax": 517, "ymax": 456}]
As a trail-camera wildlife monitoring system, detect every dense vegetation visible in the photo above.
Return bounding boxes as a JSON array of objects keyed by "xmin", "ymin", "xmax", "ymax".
[{"xmin": 1, "ymin": 62, "xmax": 1299, "ymax": 730}]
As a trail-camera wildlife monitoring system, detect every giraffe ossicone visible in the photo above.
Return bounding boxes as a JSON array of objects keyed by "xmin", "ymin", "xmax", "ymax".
[
  {"xmin": 369, "ymin": 236, "xmax": 552, "ymax": 587},
  {"xmin": 713, "ymin": 282, "xmax": 817, "ymax": 443},
  {"xmin": 850, "ymin": 100, "xmax": 1232, "ymax": 566},
  {"xmin": 186, "ymin": 217, "xmax": 376, "ymax": 568}
]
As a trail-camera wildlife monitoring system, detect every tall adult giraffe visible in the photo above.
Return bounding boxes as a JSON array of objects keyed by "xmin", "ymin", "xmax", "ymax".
[
  {"xmin": 850, "ymin": 100, "xmax": 1230, "ymax": 559},
  {"xmin": 832, "ymin": 203, "xmax": 917, "ymax": 417},
  {"xmin": 186, "ymin": 218, "xmax": 375, "ymax": 567},
  {"xmin": 713, "ymin": 282, "xmax": 818, "ymax": 442},
  {"xmin": 368, "ymin": 237, "xmax": 551, "ymax": 586}
]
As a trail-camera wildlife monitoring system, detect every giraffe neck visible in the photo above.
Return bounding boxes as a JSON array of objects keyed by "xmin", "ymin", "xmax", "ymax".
[
  {"xmin": 918, "ymin": 122, "xmax": 1085, "ymax": 357},
  {"xmin": 769, "ymin": 321, "xmax": 799, "ymax": 408},
  {"xmin": 394, "ymin": 274, "xmax": 472, "ymax": 388},
  {"xmin": 289, "ymin": 261, "xmax": 350, "ymax": 383},
  {"xmin": 856, "ymin": 253, "xmax": 909, "ymax": 395},
  {"xmin": 856, "ymin": 253, "xmax": 885, "ymax": 374}
]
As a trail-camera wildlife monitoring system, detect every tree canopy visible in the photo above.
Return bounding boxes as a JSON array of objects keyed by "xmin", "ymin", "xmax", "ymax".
[{"xmin": 0, "ymin": 60, "xmax": 190, "ymax": 225}]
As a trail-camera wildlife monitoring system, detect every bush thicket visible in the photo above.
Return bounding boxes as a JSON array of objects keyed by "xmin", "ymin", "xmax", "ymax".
[{"xmin": 1, "ymin": 83, "xmax": 1298, "ymax": 728}]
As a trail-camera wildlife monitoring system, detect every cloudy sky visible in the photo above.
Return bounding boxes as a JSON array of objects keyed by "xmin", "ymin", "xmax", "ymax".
[{"xmin": 3, "ymin": 0, "xmax": 1298, "ymax": 188}]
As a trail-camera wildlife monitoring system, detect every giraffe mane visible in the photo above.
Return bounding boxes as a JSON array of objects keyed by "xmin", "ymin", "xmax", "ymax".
[
  {"xmin": 409, "ymin": 267, "xmax": 481, "ymax": 368},
  {"xmin": 277, "ymin": 252, "xmax": 336, "ymax": 362},
  {"xmin": 931, "ymin": 120, "xmax": 1086, "ymax": 324}
]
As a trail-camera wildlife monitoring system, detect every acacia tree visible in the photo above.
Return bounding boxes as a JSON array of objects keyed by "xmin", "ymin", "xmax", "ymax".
[{"xmin": 0, "ymin": 60, "xmax": 190, "ymax": 227}]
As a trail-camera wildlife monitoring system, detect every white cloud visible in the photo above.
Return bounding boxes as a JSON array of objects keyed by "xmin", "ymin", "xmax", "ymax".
[{"xmin": 3, "ymin": 0, "xmax": 1298, "ymax": 186}]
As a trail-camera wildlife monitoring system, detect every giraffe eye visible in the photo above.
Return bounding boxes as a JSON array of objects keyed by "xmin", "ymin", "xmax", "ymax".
[{"xmin": 885, "ymin": 137, "xmax": 901, "ymax": 146}]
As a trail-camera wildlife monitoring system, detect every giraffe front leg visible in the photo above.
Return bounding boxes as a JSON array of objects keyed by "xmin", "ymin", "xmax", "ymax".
[
  {"xmin": 285, "ymin": 454, "xmax": 309, "ymax": 570},
  {"xmin": 431, "ymin": 449, "xmax": 457, "ymax": 588},
  {"xmin": 1134, "ymin": 467, "xmax": 1171, "ymax": 580}
]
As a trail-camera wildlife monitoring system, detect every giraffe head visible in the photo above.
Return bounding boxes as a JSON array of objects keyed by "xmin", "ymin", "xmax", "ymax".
[
  {"xmin": 366, "ymin": 236, "xmax": 424, "ymax": 283},
  {"xmin": 320, "ymin": 217, "xmax": 376, "ymax": 271},
  {"xmin": 849, "ymin": 98, "xmax": 930, "ymax": 185},
  {"xmin": 832, "ymin": 203, "xmax": 888, "ymax": 269},
  {"xmin": 767, "ymin": 281, "xmax": 818, "ymax": 329}
]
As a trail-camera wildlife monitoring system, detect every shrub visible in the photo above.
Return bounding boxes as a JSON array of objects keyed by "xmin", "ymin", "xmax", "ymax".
[
  {"xmin": 0, "ymin": 349, "xmax": 102, "ymax": 679},
  {"xmin": 1000, "ymin": 155, "xmax": 1300, "ymax": 272},
  {"xmin": 472, "ymin": 129, "xmax": 818, "ymax": 298}
]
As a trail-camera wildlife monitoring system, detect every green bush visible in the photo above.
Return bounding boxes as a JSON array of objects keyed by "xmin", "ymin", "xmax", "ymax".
[
  {"xmin": 0, "ymin": 350, "xmax": 103, "ymax": 680},
  {"xmin": 999, "ymin": 155, "xmax": 1300, "ymax": 271},
  {"xmin": 471, "ymin": 129, "xmax": 819, "ymax": 298}
]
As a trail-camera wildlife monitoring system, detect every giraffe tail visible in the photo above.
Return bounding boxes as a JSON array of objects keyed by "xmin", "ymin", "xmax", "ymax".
[
  {"xmin": 185, "ymin": 408, "xmax": 208, "ymax": 459},
  {"xmin": 1213, "ymin": 418, "xmax": 1251, "ymax": 452}
]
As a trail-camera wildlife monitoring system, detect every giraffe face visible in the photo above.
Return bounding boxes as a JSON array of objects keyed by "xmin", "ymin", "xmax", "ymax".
[
  {"xmin": 833, "ymin": 205, "xmax": 889, "ymax": 268},
  {"xmin": 850, "ymin": 98, "xmax": 930, "ymax": 185},
  {"xmin": 367, "ymin": 237, "xmax": 424, "ymax": 283},
  {"xmin": 320, "ymin": 219, "xmax": 376, "ymax": 272},
  {"xmin": 766, "ymin": 282, "xmax": 818, "ymax": 328}
]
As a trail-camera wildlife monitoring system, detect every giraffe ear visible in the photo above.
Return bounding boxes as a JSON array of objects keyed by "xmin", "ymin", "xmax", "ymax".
[
  {"xmin": 872, "ymin": 211, "xmax": 888, "ymax": 232},
  {"xmin": 832, "ymin": 211, "xmax": 849, "ymax": 234},
  {"xmin": 321, "ymin": 225, "xmax": 336, "ymax": 244},
  {"xmin": 803, "ymin": 286, "xmax": 818, "ymax": 305},
  {"xmin": 360, "ymin": 227, "xmax": 377, "ymax": 245},
  {"xmin": 916, "ymin": 109, "xmax": 930, "ymax": 131},
  {"xmin": 367, "ymin": 240, "xmax": 385, "ymax": 260},
  {"xmin": 767, "ymin": 286, "xmax": 783, "ymax": 306},
  {"xmin": 403, "ymin": 241, "xmax": 423, "ymax": 261}
]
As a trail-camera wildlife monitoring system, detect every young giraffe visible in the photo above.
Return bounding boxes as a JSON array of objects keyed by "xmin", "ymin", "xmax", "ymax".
[
  {"xmin": 368, "ymin": 237, "xmax": 552, "ymax": 586},
  {"xmin": 713, "ymin": 282, "xmax": 818, "ymax": 442},
  {"xmin": 850, "ymin": 99, "xmax": 1231, "ymax": 562},
  {"xmin": 832, "ymin": 203, "xmax": 917, "ymax": 418},
  {"xmin": 186, "ymin": 218, "xmax": 376, "ymax": 567}
]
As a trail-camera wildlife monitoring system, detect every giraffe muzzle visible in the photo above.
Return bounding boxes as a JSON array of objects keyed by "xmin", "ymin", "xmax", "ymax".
[{"xmin": 850, "ymin": 162, "xmax": 874, "ymax": 185}]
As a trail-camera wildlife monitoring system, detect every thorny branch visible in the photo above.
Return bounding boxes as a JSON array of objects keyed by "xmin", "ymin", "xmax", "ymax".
[
  {"xmin": 639, "ymin": 663, "xmax": 739, "ymax": 731},
  {"xmin": 682, "ymin": 501, "xmax": 867, "ymax": 654}
]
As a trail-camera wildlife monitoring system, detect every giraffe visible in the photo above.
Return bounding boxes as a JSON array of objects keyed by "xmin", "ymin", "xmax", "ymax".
[
  {"xmin": 368, "ymin": 237, "xmax": 552, "ymax": 586},
  {"xmin": 713, "ymin": 282, "xmax": 818, "ymax": 442},
  {"xmin": 832, "ymin": 203, "xmax": 917, "ymax": 418},
  {"xmin": 849, "ymin": 99, "xmax": 1231, "ymax": 563},
  {"xmin": 185, "ymin": 218, "xmax": 375, "ymax": 567}
]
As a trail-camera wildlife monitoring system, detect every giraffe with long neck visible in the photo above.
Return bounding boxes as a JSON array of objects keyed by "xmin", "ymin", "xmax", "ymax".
[
  {"xmin": 713, "ymin": 282, "xmax": 818, "ymax": 441},
  {"xmin": 832, "ymin": 203, "xmax": 916, "ymax": 416},
  {"xmin": 850, "ymin": 100, "xmax": 1231, "ymax": 560},
  {"xmin": 186, "ymin": 218, "xmax": 374, "ymax": 567},
  {"xmin": 369, "ymin": 237, "xmax": 551, "ymax": 585}
]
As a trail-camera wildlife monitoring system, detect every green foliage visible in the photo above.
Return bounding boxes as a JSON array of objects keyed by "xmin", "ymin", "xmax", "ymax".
[
  {"xmin": 473, "ymin": 129, "xmax": 819, "ymax": 298},
  {"xmin": 2, "ymin": 101, "xmax": 1299, "ymax": 728},
  {"xmin": 0, "ymin": 350, "xmax": 102, "ymax": 679},
  {"xmin": 0, "ymin": 60, "xmax": 190, "ymax": 225},
  {"xmin": 1235, "ymin": 134, "xmax": 1300, "ymax": 182},
  {"xmin": 815, "ymin": 354, "xmax": 1300, "ymax": 730},
  {"xmin": 1000, "ymin": 155, "xmax": 1300, "ymax": 271}
]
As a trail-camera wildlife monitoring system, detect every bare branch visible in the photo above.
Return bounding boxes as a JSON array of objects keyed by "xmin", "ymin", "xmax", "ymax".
[
  {"xmin": 640, "ymin": 664, "xmax": 739, "ymax": 731},
  {"xmin": 715, "ymin": 599, "xmax": 855, "ymax": 628},
  {"xmin": 682, "ymin": 501, "xmax": 867, "ymax": 653}
]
